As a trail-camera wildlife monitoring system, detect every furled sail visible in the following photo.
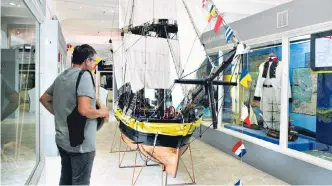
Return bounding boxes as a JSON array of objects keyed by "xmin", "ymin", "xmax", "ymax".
[
  {"xmin": 119, "ymin": 0, "xmax": 177, "ymax": 28},
  {"xmin": 115, "ymin": 34, "xmax": 173, "ymax": 92},
  {"xmin": 113, "ymin": 42, "xmax": 128, "ymax": 89}
]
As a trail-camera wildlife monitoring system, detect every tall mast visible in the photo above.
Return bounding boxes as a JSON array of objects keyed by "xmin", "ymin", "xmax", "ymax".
[
  {"xmin": 164, "ymin": 27, "xmax": 187, "ymax": 95},
  {"xmin": 128, "ymin": 0, "xmax": 135, "ymax": 29},
  {"xmin": 181, "ymin": 0, "xmax": 215, "ymax": 70}
]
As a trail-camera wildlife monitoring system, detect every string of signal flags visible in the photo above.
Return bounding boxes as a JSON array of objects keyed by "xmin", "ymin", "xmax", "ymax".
[
  {"xmin": 202, "ymin": 0, "xmax": 254, "ymax": 91},
  {"xmin": 201, "ymin": 0, "xmax": 234, "ymax": 44}
]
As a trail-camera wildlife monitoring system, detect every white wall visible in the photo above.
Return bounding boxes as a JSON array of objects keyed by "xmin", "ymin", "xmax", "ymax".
[
  {"xmin": 40, "ymin": 20, "xmax": 63, "ymax": 157},
  {"xmin": 1, "ymin": 24, "xmax": 8, "ymax": 48}
]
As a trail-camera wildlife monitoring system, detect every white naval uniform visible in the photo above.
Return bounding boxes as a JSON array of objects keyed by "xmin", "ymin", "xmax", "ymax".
[{"xmin": 253, "ymin": 60, "xmax": 292, "ymax": 131}]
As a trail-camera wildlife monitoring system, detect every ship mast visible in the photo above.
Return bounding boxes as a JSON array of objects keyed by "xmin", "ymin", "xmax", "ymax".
[{"xmin": 181, "ymin": 0, "xmax": 215, "ymax": 70}]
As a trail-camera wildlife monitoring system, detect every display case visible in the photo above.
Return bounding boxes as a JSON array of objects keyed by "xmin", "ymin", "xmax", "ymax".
[
  {"xmin": 1, "ymin": 0, "xmax": 45, "ymax": 185},
  {"xmin": 199, "ymin": 0, "xmax": 332, "ymax": 184}
]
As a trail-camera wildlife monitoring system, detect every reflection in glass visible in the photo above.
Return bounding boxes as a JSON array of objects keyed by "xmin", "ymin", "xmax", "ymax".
[
  {"xmin": 1, "ymin": 1, "xmax": 37, "ymax": 185},
  {"xmin": 218, "ymin": 40, "xmax": 294, "ymax": 145},
  {"xmin": 289, "ymin": 33, "xmax": 332, "ymax": 162}
]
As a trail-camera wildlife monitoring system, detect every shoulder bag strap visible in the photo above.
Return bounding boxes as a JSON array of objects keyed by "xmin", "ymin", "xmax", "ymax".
[
  {"xmin": 75, "ymin": 70, "xmax": 96, "ymax": 103},
  {"xmin": 75, "ymin": 70, "xmax": 87, "ymax": 104}
]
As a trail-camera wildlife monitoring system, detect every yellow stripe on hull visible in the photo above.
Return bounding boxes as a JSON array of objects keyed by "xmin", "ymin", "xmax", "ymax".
[{"xmin": 115, "ymin": 108, "xmax": 203, "ymax": 136}]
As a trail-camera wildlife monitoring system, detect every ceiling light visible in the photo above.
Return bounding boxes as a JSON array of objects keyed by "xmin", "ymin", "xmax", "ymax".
[
  {"xmin": 101, "ymin": 20, "xmax": 104, "ymax": 22},
  {"xmin": 10, "ymin": 2, "xmax": 16, "ymax": 5},
  {"xmin": 18, "ymin": 4, "xmax": 20, "ymax": 7},
  {"xmin": 79, "ymin": 6, "xmax": 82, "ymax": 9}
]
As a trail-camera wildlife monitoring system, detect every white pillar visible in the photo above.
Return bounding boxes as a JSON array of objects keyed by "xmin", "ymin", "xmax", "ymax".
[
  {"xmin": 279, "ymin": 36, "xmax": 290, "ymax": 148},
  {"xmin": 40, "ymin": 20, "xmax": 62, "ymax": 157}
]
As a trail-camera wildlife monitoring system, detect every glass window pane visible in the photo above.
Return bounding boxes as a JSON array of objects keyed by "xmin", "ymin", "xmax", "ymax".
[
  {"xmin": 218, "ymin": 40, "xmax": 284, "ymax": 145},
  {"xmin": 288, "ymin": 32, "xmax": 332, "ymax": 162},
  {"xmin": 1, "ymin": 1, "xmax": 38, "ymax": 185}
]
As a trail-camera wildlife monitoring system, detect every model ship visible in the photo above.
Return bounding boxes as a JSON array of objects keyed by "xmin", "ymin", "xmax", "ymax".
[{"xmin": 112, "ymin": 0, "xmax": 295, "ymax": 185}]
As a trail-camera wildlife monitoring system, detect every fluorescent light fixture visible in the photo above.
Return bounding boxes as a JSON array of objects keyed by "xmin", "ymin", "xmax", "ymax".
[{"xmin": 10, "ymin": 2, "xmax": 16, "ymax": 5}]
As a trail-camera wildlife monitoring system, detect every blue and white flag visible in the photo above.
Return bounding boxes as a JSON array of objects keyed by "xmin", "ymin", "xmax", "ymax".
[
  {"xmin": 225, "ymin": 26, "xmax": 234, "ymax": 44},
  {"xmin": 235, "ymin": 180, "xmax": 243, "ymax": 186}
]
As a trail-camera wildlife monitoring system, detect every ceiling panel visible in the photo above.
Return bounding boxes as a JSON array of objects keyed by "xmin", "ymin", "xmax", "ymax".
[{"xmin": 55, "ymin": 0, "xmax": 292, "ymax": 48}]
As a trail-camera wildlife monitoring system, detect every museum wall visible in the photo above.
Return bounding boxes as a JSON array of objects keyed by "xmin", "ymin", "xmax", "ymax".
[{"xmin": 201, "ymin": 0, "xmax": 332, "ymax": 50}]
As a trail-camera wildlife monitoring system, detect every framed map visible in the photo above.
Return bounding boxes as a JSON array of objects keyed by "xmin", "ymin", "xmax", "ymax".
[{"xmin": 292, "ymin": 68, "xmax": 317, "ymax": 115}]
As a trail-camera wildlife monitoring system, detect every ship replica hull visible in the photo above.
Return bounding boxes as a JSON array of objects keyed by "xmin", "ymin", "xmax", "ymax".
[{"xmin": 115, "ymin": 108, "xmax": 202, "ymax": 178}]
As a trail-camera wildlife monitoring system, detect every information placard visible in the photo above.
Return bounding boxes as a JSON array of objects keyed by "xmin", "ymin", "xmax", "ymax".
[
  {"xmin": 310, "ymin": 30, "xmax": 332, "ymax": 71},
  {"xmin": 315, "ymin": 37, "xmax": 332, "ymax": 68}
]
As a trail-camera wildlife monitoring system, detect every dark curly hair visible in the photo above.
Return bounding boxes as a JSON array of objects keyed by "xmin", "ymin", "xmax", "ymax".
[{"xmin": 71, "ymin": 44, "xmax": 96, "ymax": 65}]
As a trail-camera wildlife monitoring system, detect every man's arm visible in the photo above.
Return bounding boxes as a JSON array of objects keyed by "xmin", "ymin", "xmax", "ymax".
[
  {"xmin": 96, "ymin": 98, "xmax": 109, "ymax": 121},
  {"xmin": 77, "ymin": 72, "xmax": 109, "ymax": 119},
  {"xmin": 78, "ymin": 96, "xmax": 108, "ymax": 119},
  {"xmin": 40, "ymin": 93, "xmax": 54, "ymax": 115},
  {"xmin": 40, "ymin": 82, "xmax": 55, "ymax": 115}
]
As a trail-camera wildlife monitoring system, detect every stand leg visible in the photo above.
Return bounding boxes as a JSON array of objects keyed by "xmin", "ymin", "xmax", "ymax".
[
  {"xmin": 109, "ymin": 122, "xmax": 119, "ymax": 152},
  {"xmin": 131, "ymin": 150, "xmax": 148, "ymax": 186},
  {"xmin": 161, "ymin": 145, "xmax": 196, "ymax": 186},
  {"xmin": 118, "ymin": 135, "xmax": 159, "ymax": 169}
]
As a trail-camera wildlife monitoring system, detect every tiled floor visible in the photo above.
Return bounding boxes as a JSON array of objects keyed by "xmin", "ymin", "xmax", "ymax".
[{"xmin": 39, "ymin": 121, "xmax": 288, "ymax": 185}]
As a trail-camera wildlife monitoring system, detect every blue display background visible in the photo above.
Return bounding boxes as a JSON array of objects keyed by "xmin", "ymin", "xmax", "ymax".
[{"xmin": 316, "ymin": 73, "xmax": 332, "ymax": 145}]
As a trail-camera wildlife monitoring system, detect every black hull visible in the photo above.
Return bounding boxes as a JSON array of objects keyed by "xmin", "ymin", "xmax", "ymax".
[{"xmin": 118, "ymin": 121, "xmax": 192, "ymax": 148}]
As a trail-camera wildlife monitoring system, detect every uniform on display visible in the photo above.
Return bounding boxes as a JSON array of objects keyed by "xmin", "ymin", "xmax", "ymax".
[{"xmin": 253, "ymin": 52, "xmax": 298, "ymax": 141}]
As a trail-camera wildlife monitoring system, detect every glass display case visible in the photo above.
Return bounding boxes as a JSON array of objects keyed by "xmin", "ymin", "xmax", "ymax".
[{"xmin": 1, "ymin": 1, "xmax": 41, "ymax": 185}]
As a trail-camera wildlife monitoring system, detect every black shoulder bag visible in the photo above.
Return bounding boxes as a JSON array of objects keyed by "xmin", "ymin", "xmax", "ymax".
[{"xmin": 67, "ymin": 70, "xmax": 104, "ymax": 147}]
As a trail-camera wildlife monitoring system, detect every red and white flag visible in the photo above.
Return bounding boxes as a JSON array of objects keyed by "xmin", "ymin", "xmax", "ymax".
[
  {"xmin": 214, "ymin": 15, "xmax": 223, "ymax": 33},
  {"xmin": 241, "ymin": 104, "xmax": 251, "ymax": 127}
]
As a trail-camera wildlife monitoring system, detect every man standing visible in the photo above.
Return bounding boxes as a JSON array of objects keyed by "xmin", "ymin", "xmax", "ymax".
[{"xmin": 40, "ymin": 44, "xmax": 109, "ymax": 185}]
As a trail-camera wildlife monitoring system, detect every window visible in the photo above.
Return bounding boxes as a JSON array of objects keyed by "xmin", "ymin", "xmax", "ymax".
[
  {"xmin": 1, "ymin": 1, "xmax": 39, "ymax": 184},
  {"xmin": 288, "ymin": 32, "xmax": 332, "ymax": 162}
]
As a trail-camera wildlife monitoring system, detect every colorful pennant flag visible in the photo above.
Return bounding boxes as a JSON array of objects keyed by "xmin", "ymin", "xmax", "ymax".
[
  {"xmin": 202, "ymin": 0, "xmax": 207, "ymax": 8},
  {"xmin": 241, "ymin": 104, "xmax": 251, "ymax": 127},
  {"xmin": 235, "ymin": 180, "xmax": 243, "ymax": 186},
  {"xmin": 206, "ymin": 4, "xmax": 217, "ymax": 23},
  {"xmin": 239, "ymin": 68, "xmax": 252, "ymax": 88},
  {"xmin": 214, "ymin": 15, "xmax": 223, "ymax": 33},
  {"xmin": 207, "ymin": 14, "xmax": 213, "ymax": 23},
  {"xmin": 232, "ymin": 140, "xmax": 247, "ymax": 158},
  {"xmin": 225, "ymin": 25, "xmax": 234, "ymax": 43},
  {"xmin": 209, "ymin": 4, "xmax": 217, "ymax": 16}
]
